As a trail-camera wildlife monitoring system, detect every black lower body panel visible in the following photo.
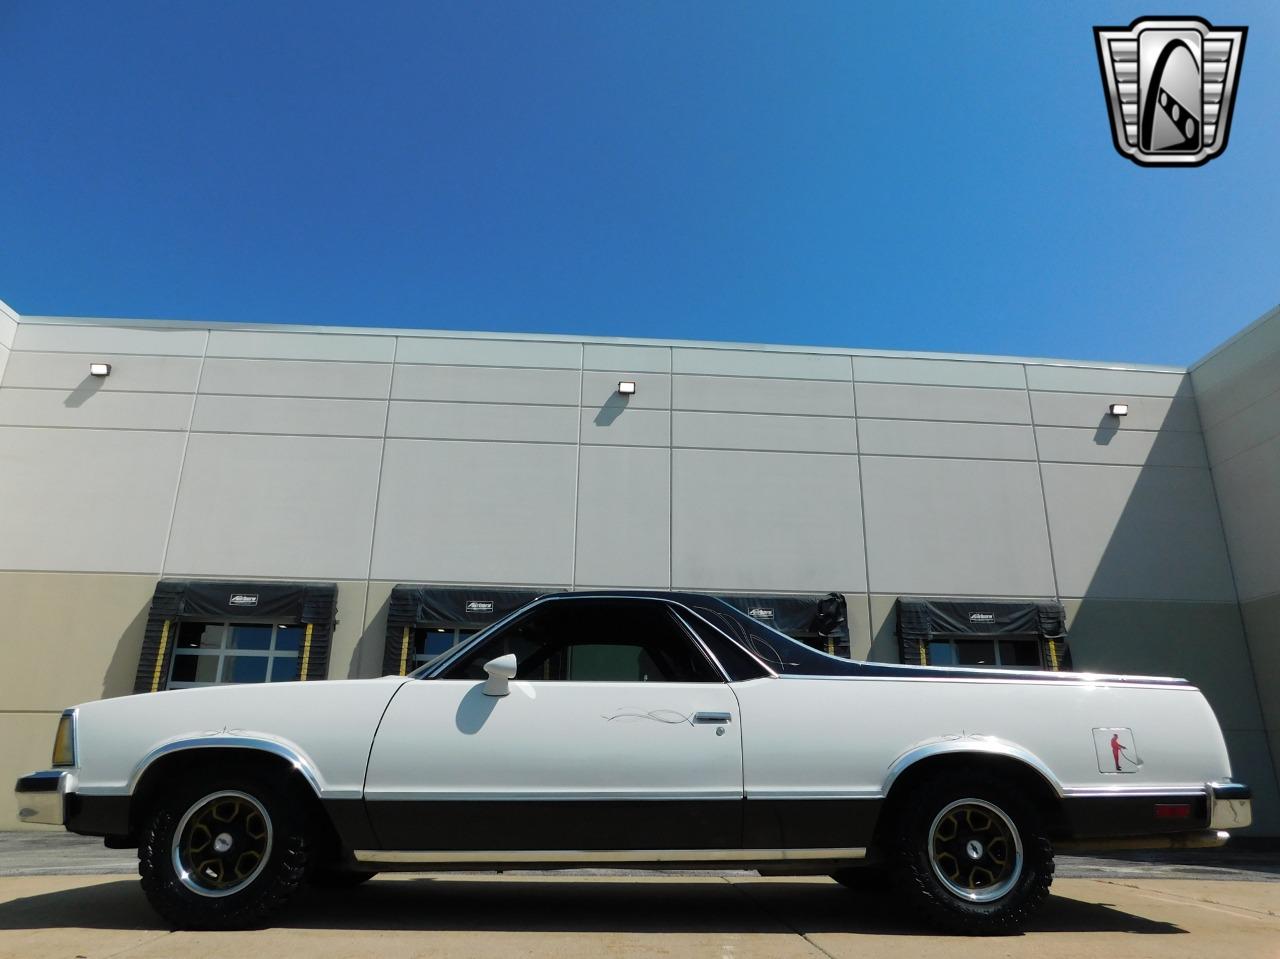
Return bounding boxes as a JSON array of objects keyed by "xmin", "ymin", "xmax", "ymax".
[
  {"xmin": 364, "ymin": 798, "xmax": 880, "ymax": 852},
  {"xmin": 66, "ymin": 795, "xmax": 132, "ymax": 838},
  {"xmin": 1063, "ymin": 793, "xmax": 1209, "ymax": 838}
]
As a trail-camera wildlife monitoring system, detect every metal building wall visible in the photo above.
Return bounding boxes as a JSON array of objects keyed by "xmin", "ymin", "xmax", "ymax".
[
  {"xmin": 1192, "ymin": 304, "xmax": 1280, "ymax": 827},
  {"xmin": 0, "ymin": 304, "xmax": 1273, "ymax": 831}
]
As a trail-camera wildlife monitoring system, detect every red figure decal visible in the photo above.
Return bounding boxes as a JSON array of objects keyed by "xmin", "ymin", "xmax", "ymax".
[{"xmin": 1110, "ymin": 733, "xmax": 1126, "ymax": 771}]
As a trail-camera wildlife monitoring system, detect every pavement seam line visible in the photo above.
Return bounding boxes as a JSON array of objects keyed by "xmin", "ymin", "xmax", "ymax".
[
  {"xmin": 722, "ymin": 878, "xmax": 841, "ymax": 959},
  {"xmin": 1093, "ymin": 879, "xmax": 1280, "ymax": 921}
]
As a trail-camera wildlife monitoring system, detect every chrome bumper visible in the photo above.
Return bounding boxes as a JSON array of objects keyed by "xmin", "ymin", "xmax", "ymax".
[
  {"xmin": 15, "ymin": 770, "xmax": 70, "ymax": 826},
  {"xmin": 1209, "ymin": 781, "xmax": 1252, "ymax": 830}
]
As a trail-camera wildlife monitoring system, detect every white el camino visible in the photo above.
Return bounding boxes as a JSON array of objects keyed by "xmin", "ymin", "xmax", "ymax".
[{"xmin": 16, "ymin": 591, "xmax": 1252, "ymax": 933}]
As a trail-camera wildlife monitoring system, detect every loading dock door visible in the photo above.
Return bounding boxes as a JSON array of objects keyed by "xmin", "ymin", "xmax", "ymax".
[
  {"xmin": 134, "ymin": 580, "xmax": 337, "ymax": 693},
  {"xmin": 896, "ymin": 597, "xmax": 1069, "ymax": 671},
  {"xmin": 382, "ymin": 585, "xmax": 549, "ymax": 676}
]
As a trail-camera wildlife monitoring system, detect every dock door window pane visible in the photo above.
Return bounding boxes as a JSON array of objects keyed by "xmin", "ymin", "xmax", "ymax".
[
  {"xmin": 927, "ymin": 634, "xmax": 1043, "ymax": 670},
  {"xmin": 410, "ymin": 627, "xmax": 477, "ymax": 668},
  {"xmin": 168, "ymin": 622, "xmax": 302, "ymax": 688}
]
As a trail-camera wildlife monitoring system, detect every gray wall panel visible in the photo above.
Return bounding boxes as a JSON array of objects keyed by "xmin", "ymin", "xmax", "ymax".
[
  {"xmin": 1, "ymin": 351, "xmax": 203, "ymax": 394},
  {"xmin": 583, "ymin": 344, "xmax": 671, "ymax": 373},
  {"xmin": 1197, "ymin": 366, "xmax": 1280, "ymax": 431},
  {"xmin": 580, "ymin": 407, "xmax": 669, "ymax": 447},
  {"xmin": 200, "ymin": 358, "xmax": 392, "ymax": 400},
  {"xmin": 1034, "ymin": 425, "xmax": 1209, "ymax": 468},
  {"xmin": 1201, "ymin": 387, "xmax": 1280, "ymax": 466},
  {"xmin": 394, "ymin": 337, "xmax": 580, "ymax": 369},
  {"xmin": 207, "ymin": 329, "xmax": 396, "ymax": 362},
  {"xmin": 165, "ymin": 433, "xmax": 382, "ymax": 579},
  {"xmin": 1211, "ymin": 440, "xmax": 1280, "ymax": 602},
  {"xmin": 673, "ymin": 374, "xmax": 854, "ymax": 416},
  {"xmin": 0, "ymin": 306, "xmax": 16, "ymax": 349},
  {"xmin": 391, "ymin": 365, "xmax": 579, "ymax": 405},
  {"xmin": 673, "ymin": 347, "xmax": 850, "ymax": 380},
  {"xmin": 1030, "ymin": 390, "xmax": 1201, "ymax": 432},
  {"xmin": 853, "ymin": 356, "xmax": 1025, "ymax": 389},
  {"xmin": 192, "ymin": 395, "xmax": 387, "ymax": 437},
  {"xmin": 860, "ymin": 456, "xmax": 1055, "ymax": 596},
  {"xmin": 1024, "ymin": 365, "xmax": 1190, "ymax": 397},
  {"xmin": 0, "ymin": 343, "xmax": 8, "ymax": 390},
  {"xmin": 0, "ymin": 387, "xmax": 194, "ymax": 431},
  {"xmin": 1042, "ymin": 463, "xmax": 1236, "ymax": 601},
  {"xmin": 673, "ymin": 411, "xmax": 856, "ymax": 454},
  {"xmin": 1241, "ymin": 593, "xmax": 1280, "ymax": 768},
  {"xmin": 13, "ymin": 322, "xmax": 206, "ymax": 357},
  {"xmin": 1192, "ymin": 305, "xmax": 1280, "ymax": 395},
  {"xmin": 582, "ymin": 370, "xmax": 669, "ymax": 410},
  {"xmin": 857, "ymin": 419, "xmax": 1036, "ymax": 461},
  {"xmin": 855, "ymin": 382, "xmax": 1031, "ymax": 424},
  {"xmin": 371, "ymin": 439, "xmax": 577, "ymax": 584},
  {"xmin": 575, "ymin": 445, "xmax": 671, "ymax": 588},
  {"xmin": 671, "ymin": 449, "xmax": 865, "ymax": 592},
  {"xmin": 387, "ymin": 400, "xmax": 578, "ymax": 443},
  {"xmin": 0, "ymin": 427, "xmax": 185, "ymax": 573}
]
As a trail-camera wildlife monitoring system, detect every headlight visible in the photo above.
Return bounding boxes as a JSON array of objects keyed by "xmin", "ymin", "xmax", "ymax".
[{"xmin": 52, "ymin": 711, "xmax": 76, "ymax": 767}]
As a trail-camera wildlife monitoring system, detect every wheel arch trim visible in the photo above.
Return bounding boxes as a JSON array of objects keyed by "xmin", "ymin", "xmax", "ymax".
[
  {"xmin": 882, "ymin": 738, "xmax": 1065, "ymax": 798},
  {"xmin": 123, "ymin": 735, "xmax": 338, "ymax": 800}
]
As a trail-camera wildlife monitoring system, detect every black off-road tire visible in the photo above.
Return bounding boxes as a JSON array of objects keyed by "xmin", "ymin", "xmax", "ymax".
[
  {"xmin": 138, "ymin": 769, "xmax": 311, "ymax": 929},
  {"xmin": 311, "ymin": 867, "xmax": 378, "ymax": 889},
  {"xmin": 888, "ymin": 773, "xmax": 1054, "ymax": 935}
]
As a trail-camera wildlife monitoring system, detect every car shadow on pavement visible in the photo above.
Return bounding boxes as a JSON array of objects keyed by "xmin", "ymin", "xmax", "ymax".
[{"xmin": 0, "ymin": 877, "xmax": 1187, "ymax": 936}]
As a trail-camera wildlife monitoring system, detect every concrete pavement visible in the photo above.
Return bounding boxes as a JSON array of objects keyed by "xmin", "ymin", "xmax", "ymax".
[{"xmin": 1, "ymin": 872, "xmax": 1279, "ymax": 959}]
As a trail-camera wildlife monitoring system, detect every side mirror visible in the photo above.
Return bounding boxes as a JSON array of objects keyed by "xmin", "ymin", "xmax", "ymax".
[{"xmin": 483, "ymin": 654, "xmax": 518, "ymax": 697}]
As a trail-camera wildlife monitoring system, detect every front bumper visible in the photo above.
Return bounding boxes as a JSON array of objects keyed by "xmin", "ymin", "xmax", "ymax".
[
  {"xmin": 15, "ymin": 770, "xmax": 71, "ymax": 826},
  {"xmin": 1209, "ymin": 781, "xmax": 1252, "ymax": 830}
]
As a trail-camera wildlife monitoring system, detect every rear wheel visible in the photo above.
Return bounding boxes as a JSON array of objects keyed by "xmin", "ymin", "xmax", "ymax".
[
  {"xmin": 138, "ymin": 770, "xmax": 310, "ymax": 929},
  {"xmin": 889, "ymin": 774, "xmax": 1053, "ymax": 934}
]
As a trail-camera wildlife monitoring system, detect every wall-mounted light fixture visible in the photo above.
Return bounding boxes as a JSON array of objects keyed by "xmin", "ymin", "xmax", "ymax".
[
  {"xmin": 88, "ymin": 363, "xmax": 112, "ymax": 377},
  {"xmin": 1108, "ymin": 403, "xmax": 1129, "ymax": 416},
  {"xmin": 617, "ymin": 381, "xmax": 636, "ymax": 396}
]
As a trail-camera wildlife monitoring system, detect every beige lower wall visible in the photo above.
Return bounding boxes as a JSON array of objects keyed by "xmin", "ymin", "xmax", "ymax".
[{"xmin": 1, "ymin": 711, "xmax": 65, "ymax": 831}]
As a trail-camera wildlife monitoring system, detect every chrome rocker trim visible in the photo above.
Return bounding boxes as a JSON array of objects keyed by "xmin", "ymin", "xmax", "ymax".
[{"xmin": 355, "ymin": 846, "xmax": 867, "ymax": 865}]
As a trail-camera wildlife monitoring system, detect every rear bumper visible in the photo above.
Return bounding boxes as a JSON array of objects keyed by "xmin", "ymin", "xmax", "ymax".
[
  {"xmin": 1060, "ymin": 781, "xmax": 1251, "ymax": 845},
  {"xmin": 15, "ymin": 771, "xmax": 70, "ymax": 826},
  {"xmin": 1208, "ymin": 781, "xmax": 1252, "ymax": 829}
]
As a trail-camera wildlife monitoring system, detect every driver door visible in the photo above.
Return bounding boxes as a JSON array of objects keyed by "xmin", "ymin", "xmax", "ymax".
[{"xmin": 363, "ymin": 597, "xmax": 744, "ymax": 851}]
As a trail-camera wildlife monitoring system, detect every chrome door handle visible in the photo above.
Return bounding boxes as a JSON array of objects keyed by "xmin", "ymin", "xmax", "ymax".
[{"xmin": 693, "ymin": 711, "xmax": 733, "ymax": 724}]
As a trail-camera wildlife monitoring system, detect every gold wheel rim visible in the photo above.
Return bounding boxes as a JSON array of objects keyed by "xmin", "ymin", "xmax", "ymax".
[
  {"xmin": 927, "ymin": 798, "xmax": 1023, "ymax": 903},
  {"xmin": 171, "ymin": 790, "xmax": 273, "ymax": 898}
]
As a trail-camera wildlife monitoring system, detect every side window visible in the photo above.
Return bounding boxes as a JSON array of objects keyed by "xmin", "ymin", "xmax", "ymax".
[
  {"xmin": 442, "ymin": 599, "xmax": 722, "ymax": 683},
  {"xmin": 675, "ymin": 609, "xmax": 771, "ymax": 681}
]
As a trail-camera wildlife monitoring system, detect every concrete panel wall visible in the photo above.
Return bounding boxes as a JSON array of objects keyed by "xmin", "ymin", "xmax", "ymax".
[
  {"xmin": 672, "ymin": 449, "xmax": 865, "ymax": 592},
  {"xmin": 165, "ymin": 433, "xmax": 384, "ymax": 579},
  {"xmin": 1192, "ymin": 304, "xmax": 1280, "ymax": 827},
  {"xmin": 0, "ymin": 427, "xmax": 186, "ymax": 573}
]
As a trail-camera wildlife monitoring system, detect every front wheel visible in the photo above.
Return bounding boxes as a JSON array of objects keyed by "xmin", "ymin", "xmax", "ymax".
[
  {"xmin": 138, "ymin": 770, "xmax": 310, "ymax": 929},
  {"xmin": 889, "ymin": 774, "xmax": 1054, "ymax": 934}
]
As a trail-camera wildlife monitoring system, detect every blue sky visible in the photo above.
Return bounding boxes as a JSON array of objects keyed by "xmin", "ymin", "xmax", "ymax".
[{"xmin": 2, "ymin": 1, "xmax": 1277, "ymax": 364}]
